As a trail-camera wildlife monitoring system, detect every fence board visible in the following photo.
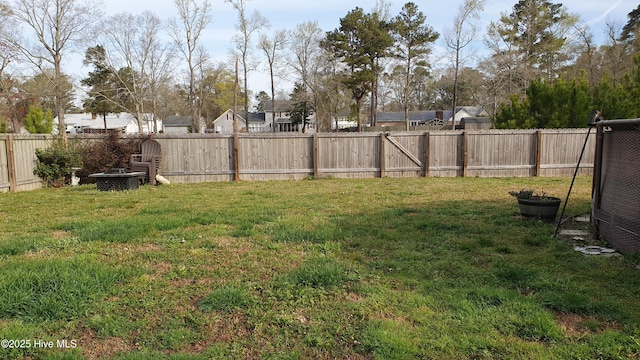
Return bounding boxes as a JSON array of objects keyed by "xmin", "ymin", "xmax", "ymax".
[
  {"xmin": 158, "ymin": 136, "xmax": 235, "ymax": 183},
  {"xmin": 539, "ymin": 129, "xmax": 595, "ymax": 176},
  {"xmin": 429, "ymin": 131, "xmax": 464, "ymax": 177},
  {"xmin": 0, "ymin": 137, "xmax": 9, "ymax": 192},
  {"xmin": 318, "ymin": 133, "xmax": 380, "ymax": 179},
  {"xmin": 1, "ymin": 135, "xmax": 50, "ymax": 192},
  {"xmin": 466, "ymin": 130, "xmax": 537, "ymax": 177},
  {"xmin": 239, "ymin": 134, "xmax": 313, "ymax": 181}
]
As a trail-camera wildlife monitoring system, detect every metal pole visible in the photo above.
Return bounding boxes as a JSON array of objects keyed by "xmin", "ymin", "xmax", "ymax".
[{"xmin": 554, "ymin": 110, "xmax": 601, "ymax": 238}]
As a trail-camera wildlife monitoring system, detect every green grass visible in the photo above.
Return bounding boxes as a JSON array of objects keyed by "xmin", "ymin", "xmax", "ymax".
[{"xmin": 0, "ymin": 176, "xmax": 639, "ymax": 359}]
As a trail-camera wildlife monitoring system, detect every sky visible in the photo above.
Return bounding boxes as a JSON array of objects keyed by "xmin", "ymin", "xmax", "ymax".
[{"xmin": 64, "ymin": 0, "xmax": 637, "ymax": 102}]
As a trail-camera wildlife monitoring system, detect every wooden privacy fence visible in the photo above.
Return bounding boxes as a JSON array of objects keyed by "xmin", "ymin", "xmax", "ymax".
[
  {"xmin": 1, "ymin": 129, "xmax": 595, "ymax": 192},
  {"xmin": 0, "ymin": 135, "xmax": 51, "ymax": 192}
]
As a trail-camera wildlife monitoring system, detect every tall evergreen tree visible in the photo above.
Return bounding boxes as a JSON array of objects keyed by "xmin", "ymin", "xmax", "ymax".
[
  {"xmin": 288, "ymin": 82, "xmax": 314, "ymax": 133},
  {"xmin": 620, "ymin": 4, "xmax": 640, "ymax": 43},
  {"xmin": 486, "ymin": 0, "xmax": 576, "ymax": 92},
  {"xmin": 81, "ymin": 45, "xmax": 119, "ymax": 130},
  {"xmin": 391, "ymin": 2, "xmax": 439, "ymax": 130},
  {"xmin": 323, "ymin": 7, "xmax": 393, "ymax": 130}
]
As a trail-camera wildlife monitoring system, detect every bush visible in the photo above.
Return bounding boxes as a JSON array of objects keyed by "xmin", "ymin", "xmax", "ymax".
[
  {"xmin": 33, "ymin": 143, "xmax": 82, "ymax": 187},
  {"xmin": 75, "ymin": 131, "xmax": 146, "ymax": 182}
]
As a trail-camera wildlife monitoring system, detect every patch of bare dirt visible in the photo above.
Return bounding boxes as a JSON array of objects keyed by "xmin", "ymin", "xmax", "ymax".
[
  {"xmin": 52, "ymin": 230, "xmax": 68, "ymax": 239},
  {"xmin": 553, "ymin": 312, "xmax": 621, "ymax": 338},
  {"xmin": 78, "ymin": 329, "xmax": 132, "ymax": 360}
]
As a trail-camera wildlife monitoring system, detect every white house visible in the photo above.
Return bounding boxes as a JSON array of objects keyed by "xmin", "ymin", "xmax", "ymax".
[
  {"xmin": 54, "ymin": 113, "xmax": 159, "ymax": 134},
  {"xmin": 210, "ymin": 110, "xmax": 248, "ymax": 133},
  {"xmin": 210, "ymin": 110, "xmax": 277, "ymax": 133}
]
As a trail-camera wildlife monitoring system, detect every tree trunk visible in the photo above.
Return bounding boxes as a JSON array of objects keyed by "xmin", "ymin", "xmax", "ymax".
[
  {"xmin": 54, "ymin": 54, "xmax": 67, "ymax": 144},
  {"xmin": 270, "ymin": 63, "xmax": 276, "ymax": 133}
]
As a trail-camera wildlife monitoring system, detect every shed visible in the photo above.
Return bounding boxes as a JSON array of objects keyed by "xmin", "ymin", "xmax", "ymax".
[
  {"xmin": 460, "ymin": 117, "xmax": 492, "ymax": 130},
  {"xmin": 163, "ymin": 115, "xmax": 193, "ymax": 133}
]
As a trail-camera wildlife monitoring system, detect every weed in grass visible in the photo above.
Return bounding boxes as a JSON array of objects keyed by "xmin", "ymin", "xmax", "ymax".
[
  {"xmin": 199, "ymin": 284, "xmax": 253, "ymax": 313},
  {"xmin": 87, "ymin": 313, "xmax": 134, "ymax": 338},
  {"xmin": 584, "ymin": 329, "xmax": 640, "ymax": 359},
  {"xmin": 0, "ymin": 257, "xmax": 128, "ymax": 321},
  {"xmin": 491, "ymin": 259, "xmax": 539, "ymax": 289},
  {"xmin": 0, "ymin": 234, "xmax": 39, "ymax": 256},
  {"xmin": 285, "ymin": 256, "xmax": 347, "ymax": 288},
  {"xmin": 491, "ymin": 299, "xmax": 564, "ymax": 342},
  {"xmin": 112, "ymin": 351, "xmax": 209, "ymax": 360},
  {"xmin": 36, "ymin": 349, "xmax": 85, "ymax": 359},
  {"xmin": 541, "ymin": 291, "xmax": 594, "ymax": 315},
  {"xmin": 0, "ymin": 320, "xmax": 41, "ymax": 359},
  {"xmin": 362, "ymin": 319, "xmax": 422, "ymax": 359},
  {"xmin": 157, "ymin": 328, "xmax": 197, "ymax": 350}
]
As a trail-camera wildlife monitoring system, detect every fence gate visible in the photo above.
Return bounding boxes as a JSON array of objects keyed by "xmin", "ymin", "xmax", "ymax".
[{"xmin": 382, "ymin": 133, "xmax": 424, "ymax": 177}]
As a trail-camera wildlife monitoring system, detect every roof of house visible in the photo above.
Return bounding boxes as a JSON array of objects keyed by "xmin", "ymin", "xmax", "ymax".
[
  {"xmin": 459, "ymin": 106, "xmax": 488, "ymax": 117},
  {"xmin": 164, "ymin": 115, "xmax": 192, "ymax": 127},
  {"xmin": 212, "ymin": 110, "xmax": 247, "ymax": 125},
  {"xmin": 263, "ymin": 100, "xmax": 291, "ymax": 112},
  {"xmin": 60, "ymin": 113, "xmax": 137, "ymax": 130},
  {"xmin": 377, "ymin": 111, "xmax": 453, "ymax": 122},
  {"xmin": 248, "ymin": 112, "xmax": 266, "ymax": 123},
  {"xmin": 376, "ymin": 107, "xmax": 488, "ymax": 123}
]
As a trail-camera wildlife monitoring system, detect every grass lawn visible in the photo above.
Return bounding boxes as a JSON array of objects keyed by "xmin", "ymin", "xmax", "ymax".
[{"xmin": 0, "ymin": 176, "xmax": 639, "ymax": 359}]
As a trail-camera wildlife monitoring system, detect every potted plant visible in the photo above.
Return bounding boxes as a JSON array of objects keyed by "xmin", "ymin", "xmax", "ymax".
[{"xmin": 509, "ymin": 189, "xmax": 561, "ymax": 222}]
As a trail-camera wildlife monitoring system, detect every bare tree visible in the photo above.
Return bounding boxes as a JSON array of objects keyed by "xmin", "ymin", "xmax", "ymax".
[
  {"xmin": 5, "ymin": 0, "xmax": 102, "ymax": 142},
  {"xmin": 258, "ymin": 29, "xmax": 287, "ymax": 132},
  {"xmin": 288, "ymin": 21, "xmax": 325, "ymax": 130},
  {"xmin": 99, "ymin": 11, "xmax": 171, "ymax": 133},
  {"xmin": 445, "ymin": 0, "xmax": 485, "ymax": 129},
  {"xmin": 0, "ymin": 3, "xmax": 17, "ymax": 131},
  {"xmin": 146, "ymin": 22, "xmax": 177, "ymax": 133},
  {"xmin": 168, "ymin": 0, "xmax": 212, "ymax": 133},
  {"xmin": 571, "ymin": 24, "xmax": 597, "ymax": 87},
  {"xmin": 225, "ymin": 0, "xmax": 268, "ymax": 129},
  {"xmin": 603, "ymin": 20, "xmax": 632, "ymax": 87}
]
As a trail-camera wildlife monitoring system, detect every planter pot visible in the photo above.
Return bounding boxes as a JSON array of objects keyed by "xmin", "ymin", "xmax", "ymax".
[{"xmin": 516, "ymin": 197, "xmax": 561, "ymax": 222}]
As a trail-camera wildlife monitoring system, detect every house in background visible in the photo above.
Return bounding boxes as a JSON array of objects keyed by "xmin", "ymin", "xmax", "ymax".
[
  {"xmin": 54, "ymin": 113, "xmax": 159, "ymax": 134},
  {"xmin": 211, "ymin": 110, "xmax": 237, "ymax": 133},
  {"xmin": 211, "ymin": 107, "xmax": 316, "ymax": 133},
  {"xmin": 452, "ymin": 107, "xmax": 491, "ymax": 128},
  {"xmin": 210, "ymin": 110, "xmax": 249, "ymax": 133},
  {"xmin": 263, "ymin": 100, "xmax": 317, "ymax": 133},
  {"xmin": 375, "ymin": 106, "xmax": 491, "ymax": 129},
  {"xmin": 376, "ymin": 111, "xmax": 445, "ymax": 128},
  {"xmin": 163, "ymin": 115, "xmax": 202, "ymax": 133}
]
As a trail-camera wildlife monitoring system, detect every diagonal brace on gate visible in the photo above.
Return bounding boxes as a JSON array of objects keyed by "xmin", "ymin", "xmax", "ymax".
[{"xmin": 384, "ymin": 133, "xmax": 423, "ymax": 168}]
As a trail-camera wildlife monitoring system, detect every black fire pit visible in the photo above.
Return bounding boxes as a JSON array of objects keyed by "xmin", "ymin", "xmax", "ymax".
[{"xmin": 89, "ymin": 168, "xmax": 146, "ymax": 191}]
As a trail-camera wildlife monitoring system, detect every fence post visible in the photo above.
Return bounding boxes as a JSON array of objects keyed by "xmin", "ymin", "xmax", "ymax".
[
  {"xmin": 233, "ymin": 133, "xmax": 240, "ymax": 181},
  {"xmin": 424, "ymin": 131, "xmax": 430, "ymax": 177},
  {"xmin": 313, "ymin": 132, "xmax": 319, "ymax": 177},
  {"xmin": 7, "ymin": 135, "xmax": 17, "ymax": 193},
  {"xmin": 380, "ymin": 132, "xmax": 386, "ymax": 178},
  {"xmin": 463, "ymin": 131, "xmax": 469, "ymax": 177},
  {"xmin": 535, "ymin": 130, "xmax": 542, "ymax": 176}
]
